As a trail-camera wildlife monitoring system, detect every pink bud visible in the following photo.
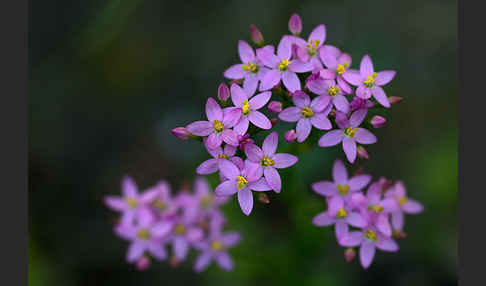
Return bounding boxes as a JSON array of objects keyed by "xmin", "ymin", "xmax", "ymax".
[
  {"xmin": 389, "ymin": 96, "xmax": 403, "ymax": 105},
  {"xmin": 250, "ymin": 24, "xmax": 264, "ymax": 46},
  {"xmin": 370, "ymin": 115, "xmax": 386, "ymax": 128},
  {"xmin": 136, "ymin": 256, "xmax": 151, "ymax": 271},
  {"xmin": 171, "ymin": 127, "xmax": 190, "ymax": 140},
  {"xmin": 393, "ymin": 229, "xmax": 407, "ymax": 240},
  {"xmin": 285, "ymin": 129, "xmax": 297, "ymax": 143},
  {"xmin": 357, "ymin": 145, "xmax": 369, "ymax": 160},
  {"xmin": 238, "ymin": 134, "xmax": 254, "ymax": 151},
  {"xmin": 270, "ymin": 118, "xmax": 278, "ymax": 127},
  {"xmin": 288, "ymin": 13, "xmax": 302, "ymax": 35},
  {"xmin": 268, "ymin": 101, "xmax": 283, "ymax": 113},
  {"xmin": 258, "ymin": 193, "xmax": 270, "ymax": 204},
  {"xmin": 218, "ymin": 83, "xmax": 230, "ymax": 101},
  {"xmin": 344, "ymin": 248, "xmax": 356, "ymax": 262}
]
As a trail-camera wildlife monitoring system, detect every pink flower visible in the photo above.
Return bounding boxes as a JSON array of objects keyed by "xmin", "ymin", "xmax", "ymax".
[
  {"xmin": 214, "ymin": 160, "xmax": 271, "ymax": 215},
  {"xmin": 342, "ymin": 55, "xmax": 396, "ymax": 107},
  {"xmin": 186, "ymin": 97, "xmax": 241, "ymax": 149},
  {"xmin": 385, "ymin": 181, "xmax": 424, "ymax": 231},
  {"xmin": 196, "ymin": 143, "xmax": 239, "ymax": 175},
  {"xmin": 317, "ymin": 45, "xmax": 353, "ymax": 94},
  {"xmin": 312, "ymin": 201, "xmax": 367, "ymax": 240},
  {"xmin": 229, "ymin": 83, "xmax": 272, "ymax": 135},
  {"xmin": 318, "ymin": 109, "xmax": 377, "ymax": 163},
  {"xmin": 284, "ymin": 129, "xmax": 297, "ymax": 143},
  {"xmin": 291, "ymin": 24, "xmax": 327, "ymax": 71},
  {"xmin": 224, "ymin": 40, "xmax": 270, "ymax": 95},
  {"xmin": 244, "ymin": 131, "xmax": 298, "ymax": 193},
  {"xmin": 278, "ymin": 91, "xmax": 332, "ymax": 142},
  {"xmin": 306, "ymin": 75, "xmax": 351, "ymax": 114}
]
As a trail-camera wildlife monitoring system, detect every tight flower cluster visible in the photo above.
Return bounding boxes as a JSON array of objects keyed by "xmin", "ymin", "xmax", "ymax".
[
  {"xmin": 312, "ymin": 160, "xmax": 423, "ymax": 268},
  {"xmin": 105, "ymin": 176, "xmax": 241, "ymax": 272}
]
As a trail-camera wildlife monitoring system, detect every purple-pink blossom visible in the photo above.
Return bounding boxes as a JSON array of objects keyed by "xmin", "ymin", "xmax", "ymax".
[{"xmin": 291, "ymin": 24, "xmax": 326, "ymax": 71}]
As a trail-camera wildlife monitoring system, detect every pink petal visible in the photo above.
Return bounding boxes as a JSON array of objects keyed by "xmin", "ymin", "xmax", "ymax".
[
  {"xmin": 356, "ymin": 85, "xmax": 372, "ymax": 99},
  {"xmin": 282, "ymin": 71, "xmax": 301, "ymax": 92},
  {"xmin": 360, "ymin": 241, "xmax": 376, "ymax": 269},
  {"xmin": 391, "ymin": 212, "xmax": 404, "ymax": 230},
  {"xmin": 243, "ymin": 73, "xmax": 258, "ymax": 96},
  {"xmin": 289, "ymin": 59, "xmax": 313, "ymax": 73},
  {"xmin": 259, "ymin": 69, "xmax": 281, "ymax": 91},
  {"xmin": 342, "ymin": 137, "xmax": 357, "ymax": 163},
  {"xmin": 224, "ymin": 144, "xmax": 237, "ymax": 156},
  {"xmin": 321, "ymin": 45, "xmax": 341, "ymax": 59},
  {"xmin": 336, "ymin": 76, "xmax": 353, "ymax": 94},
  {"xmin": 403, "ymin": 199, "xmax": 424, "ymax": 214},
  {"xmin": 186, "ymin": 121, "xmax": 213, "ymax": 136},
  {"xmin": 234, "ymin": 117, "xmax": 249, "ymax": 135},
  {"xmin": 248, "ymin": 178, "xmax": 272, "ymax": 191},
  {"xmin": 256, "ymin": 45, "xmax": 279, "ymax": 68},
  {"xmin": 224, "ymin": 64, "xmax": 246, "ymax": 79},
  {"xmin": 206, "ymin": 132, "xmax": 222, "ymax": 149},
  {"xmin": 328, "ymin": 196, "xmax": 344, "ymax": 217},
  {"xmin": 292, "ymin": 91, "xmax": 311, "ymax": 108},
  {"xmin": 273, "ymin": 153, "xmax": 298, "ymax": 169},
  {"xmin": 350, "ymin": 108, "xmax": 367, "ymax": 127},
  {"xmin": 194, "ymin": 252, "xmax": 213, "ymax": 272},
  {"xmin": 262, "ymin": 131, "xmax": 278, "ymax": 155},
  {"xmin": 151, "ymin": 221, "xmax": 173, "ymax": 238},
  {"xmin": 318, "ymin": 45, "xmax": 338, "ymax": 69},
  {"xmin": 296, "ymin": 118, "xmax": 312, "ymax": 142},
  {"xmin": 342, "ymin": 69, "xmax": 362, "ymax": 86},
  {"xmin": 215, "ymin": 180, "xmax": 238, "ymax": 196},
  {"xmin": 249, "ymin": 91, "xmax": 271, "ymax": 110},
  {"xmin": 306, "ymin": 76, "xmax": 328, "ymax": 95},
  {"xmin": 196, "ymin": 158, "xmax": 219, "ymax": 174},
  {"xmin": 218, "ymin": 160, "xmax": 240, "ymax": 180},
  {"xmin": 355, "ymin": 128, "xmax": 377, "ymax": 144},
  {"xmin": 148, "ymin": 243, "xmax": 167, "ymax": 260},
  {"xmin": 311, "ymin": 112, "xmax": 332, "ymax": 130},
  {"xmin": 264, "ymin": 167, "xmax": 282, "ymax": 193},
  {"xmin": 216, "ymin": 252, "xmax": 233, "ymax": 271},
  {"xmin": 376, "ymin": 237, "xmax": 399, "ymax": 252},
  {"xmin": 312, "ymin": 212, "xmax": 335, "ymax": 226},
  {"xmin": 244, "ymin": 143, "xmax": 263, "ymax": 163},
  {"xmin": 346, "ymin": 212, "xmax": 367, "ymax": 228},
  {"xmin": 222, "ymin": 108, "xmax": 242, "ymax": 128},
  {"xmin": 337, "ymin": 52, "xmax": 352, "ymax": 66},
  {"xmin": 335, "ymin": 220, "xmax": 349, "ymax": 240},
  {"xmin": 104, "ymin": 196, "xmax": 126, "ymax": 211},
  {"xmin": 238, "ymin": 40, "xmax": 255, "ymax": 63},
  {"xmin": 318, "ymin": 129, "xmax": 344, "ymax": 147},
  {"xmin": 206, "ymin": 97, "xmax": 223, "ymax": 122},
  {"xmin": 360, "ymin": 54, "xmax": 374, "ymax": 76},
  {"xmin": 221, "ymin": 129, "xmax": 239, "ymax": 146},
  {"xmin": 277, "ymin": 35, "xmax": 292, "ymax": 60},
  {"xmin": 221, "ymin": 232, "xmax": 241, "ymax": 247},
  {"xmin": 122, "ymin": 176, "xmax": 138, "ymax": 197},
  {"xmin": 312, "ymin": 181, "xmax": 337, "ymax": 196},
  {"xmin": 230, "ymin": 83, "xmax": 247, "ymax": 107},
  {"xmin": 371, "ymin": 86, "xmax": 390, "ymax": 108},
  {"xmin": 339, "ymin": 231, "xmax": 363, "ymax": 247},
  {"xmin": 308, "ymin": 24, "xmax": 326, "ymax": 45},
  {"xmin": 173, "ymin": 237, "xmax": 189, "ymax": 260},
  {"xmin": 348, "ymin": 175, "xmax": 372, "ymax": 191},
  {"xmin": 278, "ymin": 107, "xmax": 301, "ymax": 122},
  {"xmin": 376, "ymin": 214, "xmax": 392, "ymax": 237},
  {"xmin": 248, "ymin": 111, "xmax": 272, "ymax": 129},
  {"xmin": 237, "ymin": 188, "xmax": 254, "ymax": 216},
  {"xmin": 375, "ymin": 70, "xmax": 396, "ymax": 86},
  {"xmin": 127, "ymin": 241, "xmax": 146, "ymax": 262},
  {"xmin": 310, "ymin": 94, "xmax": 331, "ymax": 112},
  {"xmin": 332, "ymin": 95, "xmax": 350, "ymax": 114}
]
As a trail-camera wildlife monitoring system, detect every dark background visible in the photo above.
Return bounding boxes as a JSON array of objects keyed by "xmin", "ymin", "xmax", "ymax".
[{"xmin": 28, "ymin": 0, "xmax": 457, "ymax": 285}]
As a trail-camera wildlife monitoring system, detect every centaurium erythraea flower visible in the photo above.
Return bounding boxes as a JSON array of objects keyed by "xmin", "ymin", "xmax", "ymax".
[
  {"xmin": 318, "ymin": 45, "xmax": 354, "ymax": 94},
  {"xmin": 196, "ymin": 143, "xmax": 238, "ymax": 175},
  {"xmin": 186, "ymin": 97, "xmax": 241, "ymax": 149},
  {"xmin": 229, "ymin": 83, "xmax": 272, "ymax": 134},
  {"xmin": 140, "ymin": 180, "xmax": 177, "ymax": 217},
  {"xmin": 318, "ymin": 109, "xmax": 377, "ymax": 163},
  {"xmin": 278, "ymin": 91, "xmax": 332, "ymax": 142},
  {"xmin": 244, "ymin": 131, "xmax": 298, "ymax": 193},
  {"xmin": 224, "ymin": 40, "xmax": 270, "ymax": 95},
  {"xmin": 194, "ymin": 176, "xmax": 229, "ymax": 213},
  {"xmin": 342, "ymin": 54, "xmax": 396, "ymax": 108},
  {"xmin": 385, "ymin": 181, "xmax": 424, "ymax": 231},
  {"xmin": 215, "ymin": 160, "xmax": 271, "ymax": 215},
  {"xmin": 291, "ymin": 24, "xmax": 327, "ymax": 71},
  {"xmin": 306, "ymin": 75, "xmax": 351, "ymax": 114}
]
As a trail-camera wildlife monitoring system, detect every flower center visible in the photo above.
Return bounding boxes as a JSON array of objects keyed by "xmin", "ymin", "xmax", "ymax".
[
  {"xmin": 364, "ymin": 229, "xmax": 378, "ymax": 242},
  {"xmin": 398, "ymin": 196, "xmax": 408, "ymax": 206},
  {"xmin": 336, "ymin": 208, "xmax": 348, "ymax": 218},
  {"xmin": 125, "ymin": 197, "xmax": 138, "ymax": 209},
  {"xmin": 242, "ymin": 99, "xmax": 251, "ymax": 116},
  {"xmin": 210, "ymin": 241, "xmax": 224, "ymax": 251},
  {"xmin": 344, "ymin": 127, "xmax": 358, "ymax": 138},
  {"xmin": 363, "ymin": 72, "xmax": 378, "ymax": 88},
  {"xmin": 300, "ymin": 107, "xmax": 314, "ymax": 118},
  {"xmin": 136, "ymin": 228, "xmax": 151, "ymax": 240},
  {"xmin": 236, "ymin": 176, "xmax": 248, "ymax": 190},
  {"xmin": 174, "ymin": 224, "xmax": 186, "ymax": 235},
  {"xmin": 328, "ymin": 85, "xmax": 340, "ymax": 97},
  {"xmin": 368, "ymin": 204, "xmax": 384, "ymax": 213},
  {"xmin": 200, "ymin": 195, "xmax": 212, "ymax": 208},
  {"xmin": 217, "ymin": 154, "xmax": 229, "ymax": 160},
  {"xmin": 152, "ymin": 199, "xmax": 167, "ymax": 211},
  {"xmin": 336, "ymin": 184, "xmax": 350, "ymax": 195},
  {"xmin": 306, "ymin": 40, "xmax": 320, "ymax": 56},
  {"xmin": 261, "ymin": 155, "xmax": 275, "ymax": 167},
  {"xmin": 336, "ymin": 62, "xmax": 349, "ymax": 75},
  {"xmin": 213, "ymin": 120, "xmax": 224, "ymax": 133},
  {"xmin": 241, "ymin": 62, "xmax": 259, "ymax": 73},
  {"xmin": 278, "ymin": 58, "xmax": 291, "ymax": 72}
]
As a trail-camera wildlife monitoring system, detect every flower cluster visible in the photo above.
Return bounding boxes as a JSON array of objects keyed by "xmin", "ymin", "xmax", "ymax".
[
  {"xmin": 105, "ymin": 176, "xmax": 241, "ymax": 272},
  {"xmin": 312, "ymin": 160, "xmax": 423, "ymax": 268}
]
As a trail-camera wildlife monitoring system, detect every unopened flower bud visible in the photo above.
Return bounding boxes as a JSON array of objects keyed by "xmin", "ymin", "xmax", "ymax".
[
  {"xmin": 389, "ymin": 96, "xmax": 403, "ymax": 105},
  {"xmin": 218, "ymin": 83, "xmax": 230, "ymax": 102},
  {"xmin": 250, "ymin": 24, "xmax": 264, "ymax": 46},
  {"xmin": 238, "ymin": 134, "xmax": 254, "ymax": 151},
  {"xmin": 285, "ymin": 129, "xmax": 297, "ymax": 143},
  {"xmin": 392, "ymin": 229, "xmax": 407, "ymax": 240},
  {"xmin": 353, "ymin": 167, "xmax": 364, "ymax": 176},
  {"xmin": 268, "ymin": 101, "xmax": 283, "ymax": 113},
  {"xmin": 270, "ymin": 118, "xmax": 278, "ymax": 127},
  {"xmin": 171, "ymin": 127, "xmax": 190, "ymax": 140},
  {"xmin": 344, "ymin": 248, "xmax": 356, "ymax": 262},
  {"xmin": 258, "ymin": 193, "xmax": 270, "ymax": 204},
  {"xmin": 288, "ymin": 13, "xmax": 302, "ymax": 35},
  {"xmin": 136, "ymin": 256, "xmax": 151, "ymax": 271},
  {"xmin": 357, "ymin": 145, "xmax": 369, "ymax": 160},
  {"xmin": 170, "ymin": 256, "xmax": 180, "ymax": 268},
  {"xmin": 370, "ymin": 115, "xmax": 386, "ymax": 128}
]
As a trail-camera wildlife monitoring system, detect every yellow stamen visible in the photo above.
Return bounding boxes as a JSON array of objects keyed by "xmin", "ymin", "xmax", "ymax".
[
  {"xmin": 174, "ymin": 224, "xmax": 186, "ymax": 235},
  {"xmin": 364, "ymin": 229, "xmax": 378, "ymax": 242},
  {"xmin": 241, "ymin": 62, "xmax": 259, "ymax": 73},
  {"xmin": 236, "ymin": 176, "xmax": 248, "ymax": 190},
  {"xmin": 328, "ymin": 85, "xmax": 340, "ymax": 97},
  {"xmin": 136, "ymin": 228, "xmax": 151, "ymax": 240},
  {"xmin": 213, "ymin": 120, "xmax": 224, "ymax": 133},
  {"xmin": 125, "ymin": 197, "xmax": 138, "ymax": 209},
  {"xmin": 336, "ymin": 184, "xmax": 350, "ymax": 195},
  {"xmin": 261, "ymin": 155, "xmax": 275, "ymax": 167},
  {"xmin": 336, "ymin": 62, "xmax": 349, "ymax": 75},
  {"xmin": 300, "ymin": 107, "xmax": 314, "ymax": 118},
  {"xmin": 306, "ymin": 40, "xmax": 320, "ymax": 56},
  {"xmin": 210, "ymin": 241, "xmax": 224, "ymax": 251},
  {"xmin": 200, "ymin": 195, "xmax": 212, "ymax": 208},
  {"xmin": 398, "ymin": 196, "xmax": 408, "ymax": 206},
  {"xmin": 336, "ymin": 208, "xmax": 348, "ymax": 218},
  {"xmin": 217, "ymin": 154, "xmax": 229, "ymax": 160},
  {"xmin": 344, "ymin": 127, "xmax": 357, "ymax": 138},
  {"xmin": 363, "ymin": 72, "xmax": 378, "ymax": 87},
  {"xmin": 368, "ymin": 204, "xmax": 384, "ymax": 213},
  {"xmin": 242, "ymin": 99, "xmax": 251, "ymax": 116},
  {"xmin": 278, "ymin": 58, "xmax": 291, "ymax": 71},
  {"xmin": 152, "ymin": 199, "xmax": 167, "ymax": 211}
]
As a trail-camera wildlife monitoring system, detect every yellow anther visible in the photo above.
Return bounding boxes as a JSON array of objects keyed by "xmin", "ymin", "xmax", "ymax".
[
  {"xmin": 344, "ymin": 127, "xmax": 358, "ymax": 138},
  {"xmin": 336, "ymin": 62, "xmax": 349, "ymax": 75},
  {"xmin": 363, "ymin": 72, "xmax": 378, "ymax": 87},
  {"xmin": 125, "ymin": 197, "xmax": 138, "ymax": 209},
  {"xmin": 242, "ymin": 99, "xmax": 251, "ymax": 116},
  {"xmin": 210, "ymin": 241, "xmax": 224, "ymax": 251},
  {"xmin": 336, "ymin": 208, "xmax": 348, "ymax": 218},
  {"xmin": 364, "ymin": 229, "xmax": 378, "ymax": 242},
  {"xmin": 261, "ymin": 155, "xmax": 275, "ymax": 167},
  {"xmin": 328, "ymin": 85, "xmax": 340, "ymax": 96},
  {"xmin": 200, "ymin": 195, "xmax": 212, "ymax": 208},
  {"xmin": 398, "ymin": 196, "xmax": 408, "ymax": 206},
  {"xmin": 368, "ymin": 204, "xmax": 384, "ymax": 213},
  {"xmin": 236, "ymin": 176, "xmax": 248, "ymax": 190},
  {"xmin": 213, "ymin": 120, "xmax": 224, "ymax": 133},
  {"xmin": 337, "ymin": 184, "xmax": 350, "ymax": 195},
  {"xmin": 278, "ymin": 58, "xmax": 292, "ymax": 71},
  {"xmin": 136, "ymin": 228, "xmax": 151, "ymax": 240},
  {"xmin": 152, "ymin": 199, "xmax": 167, "ymax": 211},
  {"xmin": 306, "ymin": 40, "xmax": 320, "ymax": 55},
  {"xmin": 174, "ymin": 224, "xmax": 186, "ymax": 235},
  {"xmin": 241, "ymin": 62, "xmax": 259, "ymax": 73},
  {"xmin": 217, "ymin": 154, "xmax": 229, "ymax": 160},
  {"xmin": 300, "ymin": 107, "xmax": 314, "ymax": 118}
]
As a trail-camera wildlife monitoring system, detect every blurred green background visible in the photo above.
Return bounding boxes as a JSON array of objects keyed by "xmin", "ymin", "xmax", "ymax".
[{"xmin": 28, "ymin": 0, "xmax": 457, "ymax": 285}]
